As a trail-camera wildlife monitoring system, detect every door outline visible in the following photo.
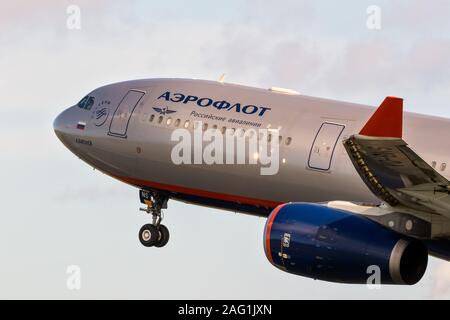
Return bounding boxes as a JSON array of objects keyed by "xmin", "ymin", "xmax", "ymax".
[
  {"xmin": 308, "ymin": 122, "xmax": 345, "ymax": 171},
  {"xmin": 108, "ymin": 90, "xmax": 146, "ymax": 138}
]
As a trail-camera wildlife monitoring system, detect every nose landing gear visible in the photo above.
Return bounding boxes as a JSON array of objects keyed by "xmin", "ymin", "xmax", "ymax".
[{"xmin": 138, "ymin": 190, "xmax": 170, "ymax": 248}]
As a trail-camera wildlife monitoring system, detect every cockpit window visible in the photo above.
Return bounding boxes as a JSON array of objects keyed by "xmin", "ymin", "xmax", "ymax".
[
  {"xmin": 78, "ymin": 96, "xmax": 88, "ymax": 108},
  {"xmin": 86, "ymin": 97, "xmax": 94, "ymax": 110},
  {"xmin": 78, "ymin": 95, "xmax": 95, "ymax": 110}
]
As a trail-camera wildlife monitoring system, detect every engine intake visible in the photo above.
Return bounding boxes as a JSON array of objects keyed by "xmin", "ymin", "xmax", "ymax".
[{"xmin": 264, "ymin": 203, "xmax": 428, "ymax": 285}]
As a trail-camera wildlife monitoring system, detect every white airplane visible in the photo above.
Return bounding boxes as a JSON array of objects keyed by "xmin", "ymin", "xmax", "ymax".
[{"xmin": 54, "ymin": 78, "xmax": 450, "ymax": 285}]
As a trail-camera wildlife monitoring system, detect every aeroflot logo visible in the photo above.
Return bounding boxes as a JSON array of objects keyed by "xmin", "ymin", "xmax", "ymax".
[
  {"xmin": 158, "ymin": 91, "xmax": 272, "ymax": 117},
  {"xmin": 94, "ymin": 107, "xmax": 109, "ymax": 127},
  {"xmin": 92, "ymin": 100, "xmax": 111, "ymax": 127},
  {"xmin": 170, "ymin": 121, "xmax": 279, "ymax": 175}
]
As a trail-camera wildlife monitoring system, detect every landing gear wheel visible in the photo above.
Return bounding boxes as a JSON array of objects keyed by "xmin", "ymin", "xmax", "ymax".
[
  {"xmin": 155, "ymin": 224, "xmax": 170, "ymax": 248},
  {"xmin": 139, "ymin": 224, "xmax": 159, "ymax": 247},
  {"xmin": 139, "ymin": 190, "xmax": 170, "ymax": 248}
]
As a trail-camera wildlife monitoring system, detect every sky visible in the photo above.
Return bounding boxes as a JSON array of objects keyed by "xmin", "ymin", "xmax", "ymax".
[{"xmin": 1, "ymin": 0, "xmax": 450, "ymax": 299}]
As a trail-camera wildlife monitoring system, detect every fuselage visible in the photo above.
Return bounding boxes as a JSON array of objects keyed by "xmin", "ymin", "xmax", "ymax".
[{"xmin": 54, "ymin": 78, "xmax": 450, "ymax": 216}]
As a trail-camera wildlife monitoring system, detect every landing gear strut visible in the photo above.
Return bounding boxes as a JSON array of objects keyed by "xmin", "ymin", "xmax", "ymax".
[{"xmin": 138, "ymin": 190, "xmax": 170, "ymax": 248}]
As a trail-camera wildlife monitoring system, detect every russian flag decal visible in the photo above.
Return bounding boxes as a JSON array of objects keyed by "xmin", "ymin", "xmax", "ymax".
[{"xmin": 77, "ymin": 121, "xmax": 86, "ymax": 130}]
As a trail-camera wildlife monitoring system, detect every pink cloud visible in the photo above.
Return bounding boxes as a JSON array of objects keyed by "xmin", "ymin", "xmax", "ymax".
[
  {"xmin": 385, "ymin": 0, "xmax": 450, "ymax": 31},
  {"xmin": 432, "ymin": 261, "xmax": 450, "ymax": 299}
]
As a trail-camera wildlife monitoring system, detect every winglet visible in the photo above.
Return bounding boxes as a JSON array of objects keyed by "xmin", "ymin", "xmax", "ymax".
[{"xmin": 359, "ymin": 96, "xmax": 403, "ymax": 138}]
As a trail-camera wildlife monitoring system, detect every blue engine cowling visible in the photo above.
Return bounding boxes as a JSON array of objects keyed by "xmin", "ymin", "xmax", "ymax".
[{"xmin": 264, "ymin": 203, "xmax": 428, "ymax": 285}]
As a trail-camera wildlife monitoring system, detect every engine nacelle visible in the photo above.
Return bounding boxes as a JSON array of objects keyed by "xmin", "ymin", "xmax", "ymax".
[{"xmin": 264, "ymin": 203, "xmax": 428, "ymax": 285}]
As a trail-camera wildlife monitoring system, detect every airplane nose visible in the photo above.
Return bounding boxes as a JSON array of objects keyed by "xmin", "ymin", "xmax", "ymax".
[
  {"xmin": 53, "ymin": 109, "xmax": 69, "ymax": 138},
  {"xmin": 53, "ymin": 107, "xmax": 75, "ymax": 142},
  {"xmin": 53, "ymin": 111, "xmax": 63, "ymax": 134}
]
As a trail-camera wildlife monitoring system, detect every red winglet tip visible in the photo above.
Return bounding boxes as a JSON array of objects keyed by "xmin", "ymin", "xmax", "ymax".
[{"xmin": 359, "ymin": 96, "xmax": 403, "ymax": 138}]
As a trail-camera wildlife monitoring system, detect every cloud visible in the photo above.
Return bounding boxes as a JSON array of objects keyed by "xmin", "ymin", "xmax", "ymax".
[
  {"xmin": 432, "ymin": 261, "xmax": 450, "ymax": 299},
  {"xmin": 241, "ymin": 0, "xmax": 316, "ymax": 32},
  {"xmin": 195, "ymin": 1, "xmax": 450, "ymax": 114},
  {"xmin": 0, "ymin": 1, "xmax": 104, "ymax": 32},
  {"xmin": 53, "ymin": 184, "xmax": 131, "ymax": 203},
  {"xmin": 384, "ymin": 0, "xmax": 450, "ymax": 33}
]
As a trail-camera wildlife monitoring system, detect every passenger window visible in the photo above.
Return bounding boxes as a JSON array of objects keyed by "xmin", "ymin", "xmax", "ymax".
[
  {"xmin": 166, "ymin": 117, "xmax": 172, "ymax": 126},
  {"xmin": 140, "ymin": 113, "xmax": 149, "ymax": 123},
  {"xmin": 279, "ymin": 135, "xmax": 283, "ymax": 143},
  {"xmin": 175, "ymin": 119, "xmax": 180, "ymax": 127},
  {"xmin": 441, "ymin": 163, "xmax": 447, "ymax": 172},
  {"xmin": 221, "ymin": 126, "xmax": 226, "ymax": 134},
  {"xmin": 432, "ymin": 161, "xmax": 437, "ymax": 169},
  {"xmin": 286, "ymin": 137, "xmax": 292, "ymax": 146},
  {"xmin": 203, "ymin": 123, "xmax": 208, "ymax": 131},
  {"xmin": 184, "ymin": 120, "xmax": 190, "ymax": 129},
  {"xmin": 158, "ymin": 116, "xmax": 163, "ymax": 124},
  {"xmin": 212, "ymin": 124, "xmax": 218, "ymax": 130},
  {"xmin": 149, "ymin": 114, "xmax": 155, "ymax": 122}
]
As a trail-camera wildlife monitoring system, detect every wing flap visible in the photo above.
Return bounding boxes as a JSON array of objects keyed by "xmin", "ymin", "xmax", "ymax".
[
  {"xmin": 344, "ymin": 96, "xmax": 450, "ymax": 217},
  {"xmin": 395, "ymin": 184, "xmax": 450, "ymax": 215},
  {"xmin": 345, "ymin": 135, "xmax": 450, "ymax": 216}
]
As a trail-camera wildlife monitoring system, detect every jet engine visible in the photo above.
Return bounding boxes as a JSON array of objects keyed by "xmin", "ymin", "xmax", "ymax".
[{"xmin": 264, "ymin": 203, "xmax": 428, "ymax": 285}]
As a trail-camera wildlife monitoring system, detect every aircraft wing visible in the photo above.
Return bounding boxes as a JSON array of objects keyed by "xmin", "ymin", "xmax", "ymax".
[{"xmin": 344, "ymin": 97, "xmax": 450, "ymax": 218}]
